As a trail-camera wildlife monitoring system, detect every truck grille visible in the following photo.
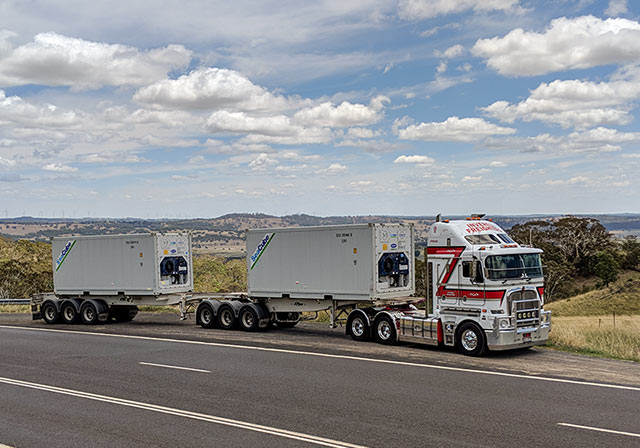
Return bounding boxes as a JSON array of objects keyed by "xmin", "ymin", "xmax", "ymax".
[{"xmin": 509, "ymin": 291, "xmax": 541, "ymax": 329}]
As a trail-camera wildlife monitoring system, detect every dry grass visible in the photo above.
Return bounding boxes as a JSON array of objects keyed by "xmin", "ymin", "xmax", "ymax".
[
  {"xmin": 0, "ymin": 304, "xmax": 29, "ymax": 313},
  {"xmin": 548, "ymin": 315, "xmax": 640, "ymax": 362}
]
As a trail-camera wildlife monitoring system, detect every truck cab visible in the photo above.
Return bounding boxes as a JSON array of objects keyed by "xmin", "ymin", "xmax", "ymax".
[{"xmin": 425, "ymin": 217, "xmax": 551, "ymax": 354}]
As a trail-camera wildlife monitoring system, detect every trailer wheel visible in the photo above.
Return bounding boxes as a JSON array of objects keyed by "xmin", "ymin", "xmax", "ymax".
[
  {"xmin": 80, "ymin": 302, "xmax": 99, "ymax": 325},
  {"xmin": 217, "ymin": 305, "xmax": 237, "ymax": 330},
  {"xmin": 61, "ymin": 302, "xmax": 79, "ymax": 324},
  {"xmin": 198, "ymin": 304, "xmax": 216, "ymax": 329},
  {"xmin": 41, "ymin": 302, "xmax": 59, "ymax": 324},
  {"xmin": 373, "ymin": 315, "xmax": 397, "ymax": 345},
  {"xmin": 456, "ymin": 322, "xmax": 486, "ymax": 356},
  {"xmin": 347, "ymin": 313, "xmax": 370, "ymax": 342},
  {"xmin": 239, "ymin": 307, "xmax": 259, "ymax": 332}
]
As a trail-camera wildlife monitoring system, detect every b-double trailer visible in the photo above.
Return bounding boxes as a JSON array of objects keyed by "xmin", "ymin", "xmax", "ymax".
[{"xmin": 32, "ymin": 219, "xmax": 551, "ymax": 356}]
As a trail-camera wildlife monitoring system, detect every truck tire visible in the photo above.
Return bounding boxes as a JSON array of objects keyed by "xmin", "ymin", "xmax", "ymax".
[
  {"xmin": 60, "ymin": 302, "xmax": 80, "ymax": 324},
  {"xmin": 347, "ymin": 312, "xmax": 370, "ymax": 342},
  {"xmin": 373, "ymin": 315, "xmax": 397, "ymax": 345},
  {"xmin": 80, "ymin": 302, "xmax": 99, "ymax": 325},
  {"xmin": 217, "ymin": 305, "xmax": 237, "ymax": 330},
  {"xmin": 198, "ymin": 303, "xmax": 216, "ymax": 329},
  {"xmin": 239, "ymin": 306, "xmax": 259, "ymax": 332},
  {"xmin": 456, "ymin": 322, "xmax": 486, "ymax": 356},
  {"xmin": 41, "ymin": 302, "xmax": 59, "ymax": 324}
]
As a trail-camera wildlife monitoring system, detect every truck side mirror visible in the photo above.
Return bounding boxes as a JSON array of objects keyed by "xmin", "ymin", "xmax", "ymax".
[{"xmin": 472, "ymin": 260, "xmax": 484, "ymax": 283}]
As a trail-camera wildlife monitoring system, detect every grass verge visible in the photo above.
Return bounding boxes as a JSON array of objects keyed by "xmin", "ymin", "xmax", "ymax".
[
  {"xmin": 547, "ymin": 315, "xmax": 640, "ymax": 362},
  {"xmin": 0, "ymin": 305, "xmax": 29, "ymax": 313}
]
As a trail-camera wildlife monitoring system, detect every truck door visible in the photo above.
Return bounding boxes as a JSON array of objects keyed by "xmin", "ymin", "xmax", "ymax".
[
  {"xmin": 459, "ymin": 258, "xmax": 485, "ymax": 306},
  {"xmin": 436, "ymin": 258, "xmax": 458, "ymax": 306}
]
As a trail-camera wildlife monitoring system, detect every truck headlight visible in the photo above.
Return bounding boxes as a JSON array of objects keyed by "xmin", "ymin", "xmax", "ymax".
[{"xmin": 497, "ymin": 317, "xmax": 512, "ymax": 329}]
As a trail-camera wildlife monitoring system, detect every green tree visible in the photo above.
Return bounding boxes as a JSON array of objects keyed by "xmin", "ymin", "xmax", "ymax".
[
  {"xmin": 621, "ymin": 236, "xmax": 640, "ymax": 271},
  {"xmin": 508, "ymin": 216, "xmax": 614, "ymax": 300},
  {"xmin": 594, "ymin": 250, "xmax": 619, "ymax": 287}
]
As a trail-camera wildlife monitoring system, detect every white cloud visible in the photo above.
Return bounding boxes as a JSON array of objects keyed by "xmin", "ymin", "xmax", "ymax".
[
  {"xmin": 461, "ymin": 175, "xmax": 482, "ymax": 182},
  {"xmin": 436, "ymin": 61, "xmax": 448, "ymax": 73},
  {"xmin": 0, "ymin": 32, "xmax": 191, "ymax": 90},
  {"xmin": 472, "ymin": 16, "xmax": 640, "ymax": 76},
  {"xmin": 346, "ymin": 127, "xmax": 381, "ymax": 139},
  {"xmin": 293, "ymin": 98, "xmax": 387, "ymax": 128},
  {"xmin": 489, "ymin": 160, "xmax": 506, "ymax": 167},
  {"xmin": 0, "ymin": 90, "xmax": 83, "ymax": 129},
  {"xmin": 206, "ymin": 111, "xmax": 295, "ymax": 136},
  {"xmin": 317, "ymin": 163, "xmax": 348, "ymax": 175},
  {"xmin": 605, "ymin": 0, "xmax": 627, "ymax": 16},
  {"xmin": 43, "ymin": 163, "xmax": 78, "ymax": 173},
  {"xmin": 133, "ymin": 67, "xmax": 291, "ymax": 112},
  {"xmin": 622, "ymin": 153, "xmax": 640, "ymax": 158},
  {"xmin": 397, "ymin": 116, "xmax": 515, "ymax": 142},
  {"xmin": 483, "ymin": 78, "xmax": 640, "ymax": 128},
  {"xmin": 394, "ymin": 155, "xmax": 435, "ymax": 164},
  {"xmin": 398, "ymin": 0, "xmax": 519, "ymax": 20},
  {"xmin": 435, "ymin": 44, "xmax": 465, "ymax": 59},
  {"xmin": 248, "ymin": 153, "xmax": 278, "ymax": 171},
  {"xmin": 484, "ymin": 127, "xmax": 640, "ymax": 153}
]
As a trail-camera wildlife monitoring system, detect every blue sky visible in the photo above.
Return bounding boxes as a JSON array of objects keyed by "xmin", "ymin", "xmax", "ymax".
[{"xmin": 1, "ymin": 0, "xmax": 639, "ymax": 218}]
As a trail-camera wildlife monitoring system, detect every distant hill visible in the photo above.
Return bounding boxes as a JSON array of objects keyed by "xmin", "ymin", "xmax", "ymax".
[{"xmin": 1, "ymin": 213, "xmax": 639, "ymax": 252}]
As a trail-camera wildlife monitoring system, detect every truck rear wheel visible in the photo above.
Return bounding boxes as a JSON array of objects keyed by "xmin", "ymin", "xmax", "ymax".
[
  {"xmin": 60, "ymin": 302, "xmax": 79, "ymax": 324},
  {"xmin": 41, "ymin": 302, "xmax": 59, "ymax": 324},
  {"xmin": 348, "ymin": 313, "xmax": 370, "ymax": 342},
  {"xmin": 217, "ymin": 305, "xmax": 237, "ymax": 330},
  {"xmin": 198, "ymin": 303, "xmax": 216, "ymax": 329},
  {"xmin": 80, "ymin": 302, "xmax": 99, "ymax": 325},
  {"xmin": 456, "ymin": 322, "xmax": 486, "ymax": 356},
  {"xmin": 373, "ymin": 315, "xmax": 397, "ymax": 345},
  {"xmin": 239, "ymin": 306, "xmax": 259, "ymax": 332}
]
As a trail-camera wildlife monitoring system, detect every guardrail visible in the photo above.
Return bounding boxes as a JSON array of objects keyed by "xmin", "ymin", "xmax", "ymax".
[{"xmin": 0, "ymin": 299, "xmax": 30, "ymax": 305}]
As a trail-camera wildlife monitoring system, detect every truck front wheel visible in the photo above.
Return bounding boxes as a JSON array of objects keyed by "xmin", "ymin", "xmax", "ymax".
[
  {"xmin": 456, "ymin": 322, "xmax": 486, "ymax": 356},
  {"xmin": 41, "ymin": 302, "xmax": 59, "ymax": 324}
]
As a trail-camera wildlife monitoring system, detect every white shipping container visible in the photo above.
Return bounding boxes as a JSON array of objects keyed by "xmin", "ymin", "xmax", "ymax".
[
  {"xmin": 247, "ymin": 223, "xmax": 414, "ymax": 302},
  {"xmin": 52, "ymin": 233, "xmax": 193, "ymax": 296}
]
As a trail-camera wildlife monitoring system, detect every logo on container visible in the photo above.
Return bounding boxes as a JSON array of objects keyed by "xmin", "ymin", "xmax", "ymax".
[
  {"xmin": 55, "ymin": 240, "xmax": 76, "ymax": 272},
  {"xmin": 250, "ymin": 233, "xmax": 275, "ymax": 269}
]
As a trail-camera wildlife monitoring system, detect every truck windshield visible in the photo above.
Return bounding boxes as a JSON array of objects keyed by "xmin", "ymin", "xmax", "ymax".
[
  {"xmin": 465, "ymin": 234, "xmax": 501, "ymax": 245},
  {"xmin": 485, "ymin": 253, "xmax": 543, "ymax": 280}
]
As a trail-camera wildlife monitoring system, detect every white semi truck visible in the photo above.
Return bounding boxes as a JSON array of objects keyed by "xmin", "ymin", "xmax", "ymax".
[{"xmin": 31, "ymin": 218, "xmax": 550, "ymax": 356}]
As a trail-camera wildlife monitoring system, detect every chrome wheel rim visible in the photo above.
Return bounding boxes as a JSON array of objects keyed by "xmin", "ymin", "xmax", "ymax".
[
  {"xmin": 461, "ymin": 329, "xmax": 478, "ymax": 351},
  {"xmin": 352, "ymin": 318, "xmax": 365, "ymax": 337},
  {"xmin": 377, "ymin": 320, "xmax": 391, "ymax": 340}
]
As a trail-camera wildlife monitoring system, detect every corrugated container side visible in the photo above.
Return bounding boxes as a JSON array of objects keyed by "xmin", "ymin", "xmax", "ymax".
[
  {"xmin": 52, "ymin": 233, "xmax": 192, "ymax": 296},
  {"xmin": 247, "ymin": 223, "xmax": 414, "ymax": 301}
]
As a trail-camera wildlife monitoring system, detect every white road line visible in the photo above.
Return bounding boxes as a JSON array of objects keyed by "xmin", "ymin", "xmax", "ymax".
[
  {"xmin": 139, "ymin": 361, "xmax": 210, "ymax": 373},
  {"xmin": 0, "ymin": 376, "xmax": 366, "ymax": 448},
  {"xmin": 1, "ymin": 324, "xmax": 639, "ymax": 392},
  {"xmin": 558, "ymin": 423, "xmax": 640, "ymax": 438}
]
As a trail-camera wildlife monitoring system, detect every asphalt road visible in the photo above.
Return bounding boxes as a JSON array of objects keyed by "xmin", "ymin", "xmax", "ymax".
[{"xmin": 1, "ymin": 314, "xmax": 639, "ymax": 447}]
